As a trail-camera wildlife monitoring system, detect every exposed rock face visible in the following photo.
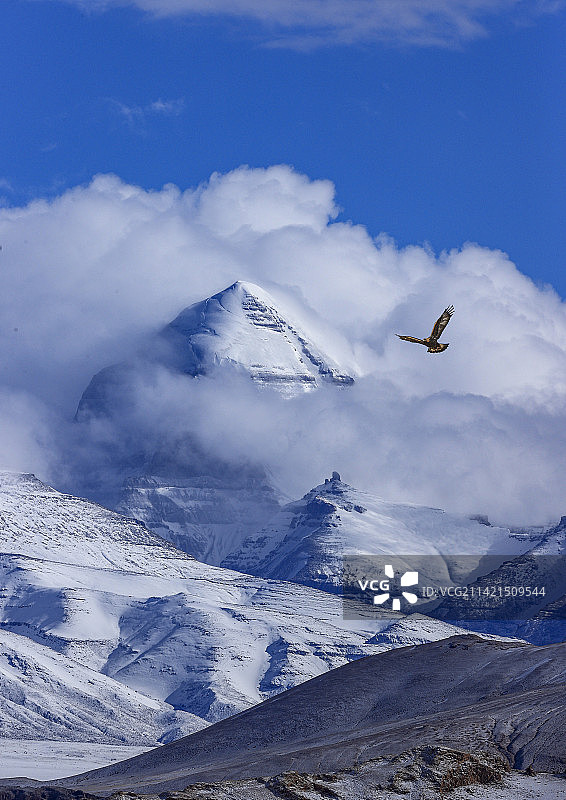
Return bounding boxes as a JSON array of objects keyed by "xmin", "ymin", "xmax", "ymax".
[
  {"xmin": 115, "ymin": 472, "xmax": 280, "ymax": 564},
  {"xmin": 4, "ymin": 750, "xmax": 566, "ymax": 800},
  {"xmin": 0, "ymin": 790, "xmax": 100, "ymax": 800},
  {"xmin": 258, "ymin": 749, "xmax": 509, "ymax": 799},
  {"xmin": 29, "ymin": 748, "xmax": 558, "ymax": 800},
  {"xmin": 387, "ymin": 747, "xmax": 509, "ymax": 793}
]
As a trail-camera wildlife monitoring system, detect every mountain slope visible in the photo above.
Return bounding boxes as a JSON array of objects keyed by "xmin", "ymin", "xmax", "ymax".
[
  {"xmin": 114, "ymin": 473, "xmax": 280, "ymax": 564},
  {"xmin": 434, "ymin": 515, "xmax": 566, "ymax": 644},
  {"xmin": 61, "ymin": 635, "xmax": 566, "ymax": 794},
  {"xmin": 0, "ymin": 629, "xmax": 201, "ymax": 745},
  {"xmin": 0, "ymin": 471, "xmax": 198, "ymax": 573}
]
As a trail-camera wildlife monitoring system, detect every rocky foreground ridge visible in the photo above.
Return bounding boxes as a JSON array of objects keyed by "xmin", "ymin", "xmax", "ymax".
[
  {"xmin": 49, "ymin": 635, "xmax": 566, "ymax": 796},
  {"xmin": 2, "ymin": 747, "xmax": 565, "ymax": 800}
]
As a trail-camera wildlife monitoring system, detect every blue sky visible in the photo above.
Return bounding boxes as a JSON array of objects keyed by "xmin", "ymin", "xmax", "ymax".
[
  {"xmin": 4, "ymin": 1, "xmax": 566, "ymax": 522},
  {"xmin": 2, "ymin": 0, "xmax": 565, "ymax": 292}
]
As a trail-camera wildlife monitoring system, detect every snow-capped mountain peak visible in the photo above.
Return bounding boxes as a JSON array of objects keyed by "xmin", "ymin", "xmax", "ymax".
[
  {"xmin": 76, "ymin": 281, "xmax": 354, "ymax": 421},
  {"xmin": 160, "ymin": 279, "xmax": 355, "ymax": 390}
]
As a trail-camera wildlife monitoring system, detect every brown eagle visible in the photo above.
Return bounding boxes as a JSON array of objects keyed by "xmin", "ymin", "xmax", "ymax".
[{"xmin": 396, "ymin": 305, "xmax": 454, "ymax": 353}]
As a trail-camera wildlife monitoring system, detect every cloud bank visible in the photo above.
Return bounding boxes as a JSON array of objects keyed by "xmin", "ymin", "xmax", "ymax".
[
  {"xmin": 37, "ymin": 0, "xmax": 564, "ymax": 48},
  {"xmin": 2, "ymin": 164, "xmax": 566, "ymax": 525}
]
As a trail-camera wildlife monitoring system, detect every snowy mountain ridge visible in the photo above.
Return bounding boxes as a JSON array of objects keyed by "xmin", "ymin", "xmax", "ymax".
[
  {"xmin": 0, "ymin": 471, "xmax": 196, "ymax": 573},
  {"xmin": 0, "ymin": 471, "xmax": 485, "ymax": 750},
  {"xmin": 222, "ymin": 473, "xmax": 532, "ymax": 590}
]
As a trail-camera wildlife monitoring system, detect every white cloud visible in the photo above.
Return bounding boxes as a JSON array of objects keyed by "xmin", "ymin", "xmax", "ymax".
[
  {"xmin": 109, "ymin": 97, "xmax": 185, "ymax": 129},
  {"xmin": 40, "ymin": 0, "xmax": 564, "ymax": 47},
  {"xmin": 0, "ymin": 390, "xmax": 55, "ymax": 477},
  {"xmin": 2, "ymin": 165, "xmax": 566, "ymax": 525}
]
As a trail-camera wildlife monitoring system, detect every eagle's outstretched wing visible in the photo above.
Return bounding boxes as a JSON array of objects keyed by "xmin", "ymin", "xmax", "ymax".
[
  {"xmin": 430, "ymin": 305, "xmax": 454, "ymax": 340},
  {"xmin": 396, "ymin": 334, "xmax": 427, "ymax": 345}
]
